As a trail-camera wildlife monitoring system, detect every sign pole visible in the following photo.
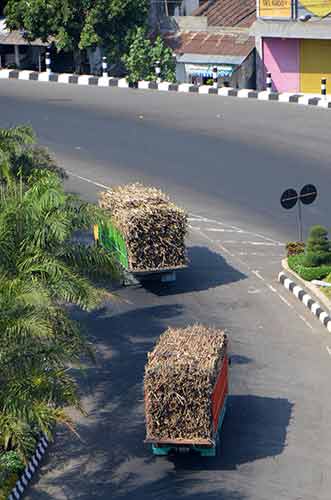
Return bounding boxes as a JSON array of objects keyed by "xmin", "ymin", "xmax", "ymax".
[{"xmin": 298, "ymin": 200, "xmax": 303, "ymax": 242}]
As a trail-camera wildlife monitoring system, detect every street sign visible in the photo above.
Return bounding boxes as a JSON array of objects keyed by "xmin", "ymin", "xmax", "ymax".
[
  {"xmin": 300, "ymin": 184, "xmax": 317, "ymax": 205},
  {"xmin": 280, "ymin": 188, "xmax": 298, "ymax": 210},
  {"xmin": 280, "ymin": 184, "xmax": 318, "ymax": 241}
]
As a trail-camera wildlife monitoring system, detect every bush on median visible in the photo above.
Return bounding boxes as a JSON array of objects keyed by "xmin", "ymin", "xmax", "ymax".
[{"xmin": 288, "ymin": 253, "xmax": 331, "ymax": 281}]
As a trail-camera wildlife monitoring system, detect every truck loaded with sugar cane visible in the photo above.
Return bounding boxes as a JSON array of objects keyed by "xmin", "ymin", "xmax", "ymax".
[
  {"xmin": 144, "ymin": 325, "xmax": 229, "ymax": 457},
  {"xmin": 94, "ymin": 183, "xmax": 188, "ymax": 284}
]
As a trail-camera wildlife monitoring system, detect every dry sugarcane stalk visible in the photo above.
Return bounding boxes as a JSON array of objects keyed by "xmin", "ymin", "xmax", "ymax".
[
  {"xmin": 99, "ymin": 183, "xmax": 188, "ymax": 271},
  {"xmin": 144, "ymin": 325, "xmax": 227, "ymax": 441}
]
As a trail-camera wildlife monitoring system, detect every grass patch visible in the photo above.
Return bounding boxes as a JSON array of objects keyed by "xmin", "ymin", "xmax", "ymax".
[{"xmin": 288, "ymin": 254, "xmax": 331, "ymax": 281}]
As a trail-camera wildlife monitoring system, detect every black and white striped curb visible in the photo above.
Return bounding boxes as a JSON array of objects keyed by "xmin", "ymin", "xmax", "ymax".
[
  {"xmin": 278, "ymin": 271, "xmax": 331, "ymax": 332},
  {"xmin": 8, "ymin": 434, "xmax": 49, "ymax": 500},
  {"xmin": 1, "ymin": 69, "xmax": 331, "ymax": 110}
]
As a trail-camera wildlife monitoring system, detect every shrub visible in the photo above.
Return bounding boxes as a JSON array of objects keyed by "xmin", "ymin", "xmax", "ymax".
[
  {"xmin": 0, "ymin": 472, "xmax": 19, "ymax": 500},
  {"xmin": 286, "ymin": 241, "xmax": 305, "ymax": 256},
  {"xmin": 301, "ymin": 225, "xmax": 331, "ymax": 267},
  {"xmin": 306, "ymin": 225, "xmax": 330, "ymax": 253},
  {"xmin": 303, "ymin": 251, "xmax": 331, "ymax": 267},
  {"xmin": 288, "ymin": 253, "xmax": 331, "ymax": 281},
  {"xmin": 0, "ymin": 451, "xmax": 24, "ymax": 475}
]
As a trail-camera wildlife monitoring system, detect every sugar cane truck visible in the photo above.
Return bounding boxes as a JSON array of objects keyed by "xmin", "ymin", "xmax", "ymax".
[
  {"xmin": 94, "ymin": 183, "xmax": 188, "ymax": 285},
  {"xmin": 144, "ymin": 325, "xmax": 229, "ymax": 457}
]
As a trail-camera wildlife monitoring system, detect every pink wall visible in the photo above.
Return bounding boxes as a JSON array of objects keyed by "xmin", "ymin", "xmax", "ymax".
[{"xmin": 263, "ymin": 38, "xmax": 300, "ymax": 92}]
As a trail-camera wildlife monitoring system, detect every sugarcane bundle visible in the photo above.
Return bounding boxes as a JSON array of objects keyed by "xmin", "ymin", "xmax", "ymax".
[
  {"xmin": 144, "ymin": 325, "xmax": 227, "ymax": 441},
  {"xmin": 99, "ymin": 183, "xmax": 188, "ymax": 271}
]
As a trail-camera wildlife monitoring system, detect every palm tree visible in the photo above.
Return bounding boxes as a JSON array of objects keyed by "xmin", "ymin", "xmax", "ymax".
[
  {"xmin": 0, "ymin": 169, "xmax": 117, "ymax": 309},
  {"xmin": 0, "ymin": 170, "xmax": 118, "ymax": 459},
  {"xmin": 0, "ymin": 125, "xmax": 66, "ymax": 181},
  {"xmin": 0, "ymin": 273, "xmax": 91, "ymax": 459}
]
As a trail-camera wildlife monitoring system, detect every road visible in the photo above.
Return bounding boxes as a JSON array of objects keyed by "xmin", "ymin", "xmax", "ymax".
[{"xmin": 1, "ymin": 80, "xmax": 331, "ymax": 500}]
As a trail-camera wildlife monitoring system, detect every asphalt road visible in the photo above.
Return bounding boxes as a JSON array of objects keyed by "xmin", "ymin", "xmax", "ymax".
[{"xmin": 1, "ymin": 80, "xmax": 331, "ymax": 500}]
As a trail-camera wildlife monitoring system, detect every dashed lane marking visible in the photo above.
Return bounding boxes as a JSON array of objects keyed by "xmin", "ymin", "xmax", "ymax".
[
  {"xmin": 66, "ymin": 170, "xmax": 315, "ymax": 334},
  {"xmin": 224, "ymin": 240, "xmax": 280, "ymax": 247},
  {"xmin": 190, "ymin": 212, "xmax": 284, "ymax": 246},
  {"xmin": 204, "ymin": 228, "xmax": 243, "ymax": 233},
  {"xmin": 327, "ymin": 346, "xmax": 331, "ymax": 357}
]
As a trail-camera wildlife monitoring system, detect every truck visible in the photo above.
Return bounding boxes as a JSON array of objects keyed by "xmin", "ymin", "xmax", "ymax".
[
  {"xmin": 93, "ymin": 221, "xmax": 187, "ymax": 285},
  {"xmin": 144, "ymin": 326, "xmax": 229, "ymax": 457}
]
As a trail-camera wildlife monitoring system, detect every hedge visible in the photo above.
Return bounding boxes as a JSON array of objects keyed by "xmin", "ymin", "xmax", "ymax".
[{"xmin": 287, "ymin": 254, "xmax": 331, "ymax": 281}]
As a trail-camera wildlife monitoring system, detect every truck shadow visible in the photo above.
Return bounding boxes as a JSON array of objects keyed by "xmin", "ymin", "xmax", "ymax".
[
  {"xmin": 170, "ymin": 394, "xmax": 294, "ymax": 471},
  {"xmin": 141, "ymin": 246, "xmax": 247, "ymax": 296}
]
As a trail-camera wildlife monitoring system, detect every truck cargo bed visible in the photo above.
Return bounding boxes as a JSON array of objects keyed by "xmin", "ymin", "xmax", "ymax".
[{"xmin": 146, "ymin": 355, "xmax": 229, "ymax": 457}]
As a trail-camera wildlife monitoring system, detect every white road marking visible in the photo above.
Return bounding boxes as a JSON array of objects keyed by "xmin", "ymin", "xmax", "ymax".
[
  {"xmin": 190, "ymin": 212, "xmax": 284, "ymax": 246},
  {"xmin": 67, "ymin": 171, "xmax": 110, "ymax": 190},
  {"xmin": 252, "ymin": 270, "xmax": 265, "ymax": 282},
  {"xmin": 299, "ymin": 314, "xmax": 314, "ymax": 331},
  {"xmin": 205, "ymin": 228, "xmax": 243, "ymax": 233},
  {"xmin": 326, "ymin": 346, "xmax": 331, "ymax": 356},
  {"xmin": 224, "ymin": 240, "xmax": 280, "ymax": 246}
]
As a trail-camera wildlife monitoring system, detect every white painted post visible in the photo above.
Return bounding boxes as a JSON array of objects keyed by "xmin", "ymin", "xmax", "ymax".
[
  {"xmin": 155, "ymin": 60, "xmax": 161, "ymax": 83},
  {"xmin": 45, "ymin": 49, "xmax": 51, "ymax": 74},
  {"xmin": 102, "ymin": 56, "xmax": 108, "ymax": 77}
]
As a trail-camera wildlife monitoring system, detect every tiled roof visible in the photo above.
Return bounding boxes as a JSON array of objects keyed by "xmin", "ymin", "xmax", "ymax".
[
  {"xmin": 192, "ymin": 0, "xmax": 256, "ymax": 27},
  {"xmin": 164, "ymin": 31, "xmax": 254, "ymax": 57}
]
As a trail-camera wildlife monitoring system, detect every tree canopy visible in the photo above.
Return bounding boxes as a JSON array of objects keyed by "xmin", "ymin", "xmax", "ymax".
[
  {"xmin": 5, "ymin": 0, "xmax": 149, "ymax": 70},
  {"xmin": 123, "ymin": 28, "xmax": 176, "ymax": 83}
]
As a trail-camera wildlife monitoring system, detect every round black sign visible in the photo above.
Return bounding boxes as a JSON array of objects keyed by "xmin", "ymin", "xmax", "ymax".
[
  {"xmin": 300, "ymin": 184, "xmax": 317, "ymax": 205},
  {"xmin": 280, "ymin": 188, "xmax": 298, "ymax": 210}
]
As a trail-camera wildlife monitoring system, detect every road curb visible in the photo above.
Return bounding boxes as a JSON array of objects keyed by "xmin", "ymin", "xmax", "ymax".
[
  {"xmin": 8, "ymin": 434, "xmax": 49, "ymax": 500},
  {"xmin": 278, "ymin": 271, "xmax": 331, "ymax": 332},
  {"xmin": 1, "ymin": 70, "xmax": 331, "ymax": 110}
]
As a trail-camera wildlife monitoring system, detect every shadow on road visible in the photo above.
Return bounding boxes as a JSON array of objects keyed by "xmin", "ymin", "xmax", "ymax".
[
  {"xmin": 170, "ymin": 394, "xmax": 293, "ymax": 471},
  {"xmin": 142, "ymin": 246, "xmax": 247, "ymax": 296},
  {"xmin": 27, "ymin": 301, "xmax": 292, "ymax": 500}
]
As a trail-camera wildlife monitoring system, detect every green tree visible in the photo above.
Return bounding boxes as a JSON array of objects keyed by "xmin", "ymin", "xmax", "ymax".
[
  {"xmin": 5, "ymin": 0, "xmax": 149, "ymax": 73},
  {"xmin": 0, "ymin": 125, "xmax": 66, "ymax": 181},
  {"xmin": 0, "ymin": 171, "xmax": 117, "ymax": 459},
  {"xmin": 151, "ymin": 35, "xmax": 176, "ymax": 83},
  {"xmin": 0, "ymin": 170, "xmax": 117, "ymax": 308},
  {"xmin": 0, "ymin": 274, "xmax": 89, "ymax": 459},
  {"xmin": 0, "ymin": 125, "xmax": 35, "ymax": 180},
  {"xmin": 122, "ymin": 27, "xmax": 153, "ymax": 84},
  {"xmin": 304, "ymin": 225, "xmax": 331, "ymax": 267},
  {"xmin": 123, "ymin": 29, "xmax": 176, "ymax": 83}
]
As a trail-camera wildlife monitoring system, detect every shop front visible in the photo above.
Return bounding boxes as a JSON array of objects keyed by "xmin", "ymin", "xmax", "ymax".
[{"xmin": 253, "ymin": 0, "xmax": 331, "ymax": 93}]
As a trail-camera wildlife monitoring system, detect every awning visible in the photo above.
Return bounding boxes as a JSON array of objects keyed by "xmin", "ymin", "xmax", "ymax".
[{"xmin": 177, "ymin": 53, "xmax": 247, "ymax": 66}]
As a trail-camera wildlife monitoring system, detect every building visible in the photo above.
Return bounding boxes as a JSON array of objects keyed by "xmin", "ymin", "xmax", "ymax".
[
  {"xmin": 0, "ymin": 17, "xmax": 49, "ymax": 70},
  {"xmin": 162, "ymin": 0, "xmax": 256, "ymax": 87},
  {"xmin": 252, "ymin": 0, "xmax": 331, "ymax": 93}
]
